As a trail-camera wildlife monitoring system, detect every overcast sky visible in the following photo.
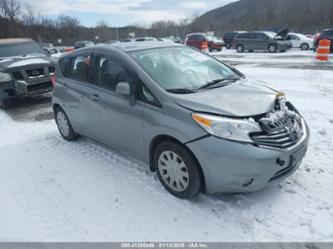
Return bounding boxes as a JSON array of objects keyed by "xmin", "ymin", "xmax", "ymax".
[{"xmin": 24, "ymin": 0, "xmax": 237, "ymax": 27}]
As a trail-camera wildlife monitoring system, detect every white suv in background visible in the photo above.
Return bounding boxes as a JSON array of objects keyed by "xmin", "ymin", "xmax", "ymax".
[{"xmin": 287, "ymin": 33, "xmax": 314, "ymax": 50}]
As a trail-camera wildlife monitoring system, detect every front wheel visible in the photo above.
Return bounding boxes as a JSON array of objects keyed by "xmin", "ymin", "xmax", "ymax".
[
  {"xmin": 154, "ymin": 141, "xmax": 202, "ymax": 199},
  {"xmin": 300, "ymin": 43, "xmax": 309, "ymax": 50},
  {"xmin": 268, "ymin": 44, "xmax": 277, "ymax": 53},
  {"xmin": 55, "ymin": 107, "xmax": 78, "ymax": 141},
  {"xmin": 236, "ymin": 44, "xmax": 244, "ymax": 53}
]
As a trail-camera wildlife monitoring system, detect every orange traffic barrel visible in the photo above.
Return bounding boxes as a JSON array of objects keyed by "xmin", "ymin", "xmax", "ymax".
[{"xmin": 316, "ymin": 39, "xmax": 331, "ymax": 61}]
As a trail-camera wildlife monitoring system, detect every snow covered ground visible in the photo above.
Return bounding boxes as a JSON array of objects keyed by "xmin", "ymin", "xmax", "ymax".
[
  {"xmin": 212, "ymin": 49, "xmax": 333, "ymax": 70},
  {"xmin": 0, "ymin": 52, "xmax": 333, "ymax": 242}
]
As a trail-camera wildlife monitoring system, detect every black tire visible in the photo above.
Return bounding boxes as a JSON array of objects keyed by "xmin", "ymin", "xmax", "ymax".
[
  {"xmin": 225, "ymin": 43, "xmax": 232, "ymax": 49},
  {"xmin": 268, "ymin": 44, "xmax": 277, "ymax": 53},
  {"xmin": 153, "ymin": 141, "xmax": 202, "ymax": 199},
  {"xmin": 0, "ymin": 98, "xmax": 13, "ymax": 109},
  {"xmin": 236, "ymin": 44, "xmax": 244, "ymax": 53},
  {"xmin": 54, "ymin": 107, "xmax": 78, "ymax": 141},
  {"xmin": 300, "ymin": 43, "xmax": 309, "ymax": 51},
  {"xmin": 217, "ymin": 48, "xmax": 222, "ymax": 52}
]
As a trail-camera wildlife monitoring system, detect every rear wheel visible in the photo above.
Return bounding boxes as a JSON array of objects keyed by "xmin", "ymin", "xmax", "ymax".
[
  {"xmin": 300, "ymin": 43, "xmax": 309, "ymax": 50},
  {"xmin": 154, "ymin": 141, "xmax": 202, "ymax": 199},
  {"xmin": 268, "ymin": 44, "xmax": 277, "ymax": 53},
  {"xmin": 236, "ymin": 44, "xmax": 244, "ymax": 53},
  {"xmin": 55, "ymin": 107, "xmax": 78, "ymax": 141},
  {"xmin": 226, "ymin": 43, "xmax": 232, "ymax": 49}
]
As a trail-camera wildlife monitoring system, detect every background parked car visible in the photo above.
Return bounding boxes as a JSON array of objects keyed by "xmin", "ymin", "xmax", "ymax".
[
  {"xmin": 233, "ymin": 31, "xmax": 292, "ymax": 53},
  {"xmin": 159, "ymin": 36, "xmax": 182, "ymax": 43},
  {"xmin": 286, "ymin": 33, "xmax": 314, "ymax": 50},
  {"xmin": 185, "ymin": 33, "xmax": 209, "ymax": 52},
  {"xmin": 0, "ymin": 38, "xmax": 55, "ymax": 109},
  {"xmin": 120, "ymin": 38, "xmax": 134, "ymax": 42},
  {"xmin": 134, "ymin": 37, "xmax": 158, "ymax": 42},
  {"xmin": 206, "ymin": 35, "xmax": 225, "ymax": 52},
  {"xmin": 103, "ymin": 40, "xmax": 121, "ymax": 44},
  {"xmin": 74, "ymin": 40, "xmax": 95, "ymax": 49},
  {"xmin": 313, "ymin": 29, "xmax": 333, "ymax": 52},
  {"xmin": 223, "ymin": 31, "xmax": 246, "ymax": 49}
]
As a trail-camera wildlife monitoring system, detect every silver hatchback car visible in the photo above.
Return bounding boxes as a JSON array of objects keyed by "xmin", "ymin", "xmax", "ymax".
[{"xmin": 52, "ymin": 42, "xmax": 309, "ymax": 199}]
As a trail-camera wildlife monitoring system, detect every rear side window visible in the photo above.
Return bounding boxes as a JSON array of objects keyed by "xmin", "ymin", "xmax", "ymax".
[
  {"xmin": 68, "ymin": 55, "xmax": 91, "ymax": 82},
  {"xmin": 59, "ymin": 57, "xmax": 71, "ymax": 77},
  {"xmin": 255, "ymin": 33, "xmax": 268, "ymax": 40},
  {"xmin": 237, "ymin": 33, "xmax": 251, "ymax": 39}
]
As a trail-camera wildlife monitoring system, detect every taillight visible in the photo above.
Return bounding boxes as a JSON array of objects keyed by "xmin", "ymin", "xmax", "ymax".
[{"xmin": 51, "ymin": 74, "xmax": 56, "ymax": 87}]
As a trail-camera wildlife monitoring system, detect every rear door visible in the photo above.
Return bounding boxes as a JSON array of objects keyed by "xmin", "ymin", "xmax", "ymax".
[
  {"xmin": 244, "ymin": 33, "xmax": 256, "ymax": 50},
  {"xmin": 89, "ymin": 49, "xmax": 145, "ymax": 159},
  {"xmin": 255, "ymin": 33, "xmax": 270, "ymax": 50},
  {"xmin": 57, "ymin": 50, "xmax": 95, "ymax": 134}
]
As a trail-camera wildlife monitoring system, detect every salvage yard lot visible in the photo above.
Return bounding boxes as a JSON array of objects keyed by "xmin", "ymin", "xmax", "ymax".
[{"xmin": 0, "ymin": 50, "xmax": 333, "ymax": 242}]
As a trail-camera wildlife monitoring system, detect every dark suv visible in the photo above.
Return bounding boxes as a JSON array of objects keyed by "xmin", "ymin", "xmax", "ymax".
[
  {"xmin": 223, "ymin": 31, "xmax": 245, "ymax": 49},
  {"xmin": 233, "ymin": 31, "xmax": 292, "ymax": 53},
  {"xmin": 0, "ymin": 38, "xmax": 55, "ymax": 109},
  {"xmin": 314, "ymin": 29, "xmax": 333, "ymax": 52}
]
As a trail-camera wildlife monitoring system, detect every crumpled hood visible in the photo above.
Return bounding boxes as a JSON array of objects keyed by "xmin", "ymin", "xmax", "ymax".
[
  {"xmin": 173, "ymin": 79, "xmax": 280, "ymax": 117},
  {"xmin": 0, "ymin": 54, "xmax": 53, "ymax": 71}
]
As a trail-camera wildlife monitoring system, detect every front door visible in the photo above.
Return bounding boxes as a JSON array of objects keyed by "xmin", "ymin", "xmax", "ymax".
[{"xmin": 89, "ymin": 51, "xmax": 145, "ymax": 160}]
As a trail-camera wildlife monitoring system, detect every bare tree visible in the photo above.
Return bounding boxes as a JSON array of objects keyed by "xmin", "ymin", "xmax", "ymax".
[{"xmin": 0, "ymin": 0, "xmax": 20, "ymax": 22}]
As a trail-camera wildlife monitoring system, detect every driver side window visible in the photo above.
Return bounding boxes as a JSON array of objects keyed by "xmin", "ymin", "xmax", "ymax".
[{"xmin": 92, "ymin": 55, "xmax": 136, "ymax": 91}]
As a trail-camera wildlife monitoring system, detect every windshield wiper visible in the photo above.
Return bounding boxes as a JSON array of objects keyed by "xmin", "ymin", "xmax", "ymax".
[
  {"xmin": 166, "ymin": 88, "xmax": 196, "ymax": 94},
  {"xmin": 199, "ymin": 77, "xmax": 240, "ymax": 90}
]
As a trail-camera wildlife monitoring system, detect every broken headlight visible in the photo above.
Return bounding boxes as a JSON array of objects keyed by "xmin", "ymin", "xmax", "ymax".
[{"xmin": 192, "ymin": 113, "xmax": 261, "ymax": 143}]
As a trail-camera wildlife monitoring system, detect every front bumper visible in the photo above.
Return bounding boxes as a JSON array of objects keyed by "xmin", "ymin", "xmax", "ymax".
[
  {"xmin": 0, "ymin": 78, "xmax": 53, "ymax": 101},
  {"xmin": 187, "ymin": 124, "xmax": 310, "ymax": 194}
]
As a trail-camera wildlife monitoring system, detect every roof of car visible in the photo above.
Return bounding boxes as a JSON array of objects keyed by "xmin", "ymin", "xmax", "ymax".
[
  {"xmin": 96, "ymin": 41, "xmax": 182, "ymax": 52},
  {"xmin": 0, "ymin": 38, "xmax": 34, "ymax": 45},
  {"xmin": 187, "ymin": 33, "xmax": 205, "ymax": 36}
]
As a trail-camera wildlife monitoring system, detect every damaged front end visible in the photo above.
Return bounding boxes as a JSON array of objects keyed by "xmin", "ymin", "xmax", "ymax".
[
  {"xmin": 250, "ymin": 96, "xmax": 308, "ymax": 150},
  {"xmin": 11, "ymin": 66, "xmax": 55, "ymax": 96}
]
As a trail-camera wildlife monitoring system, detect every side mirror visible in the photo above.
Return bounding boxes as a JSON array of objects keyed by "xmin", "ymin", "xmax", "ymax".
[{"xmin": 116, "ymin": 82, "xmax": 131, "ymax": 96}]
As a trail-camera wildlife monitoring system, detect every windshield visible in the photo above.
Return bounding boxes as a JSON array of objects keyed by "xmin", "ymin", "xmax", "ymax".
[
  {"xmin": 131, "ymin": 47, "xmax": 241, "ymax": 91},
  {"xmin": 0, "ymin": 41, "xmax": 45, "ymax": 58}
]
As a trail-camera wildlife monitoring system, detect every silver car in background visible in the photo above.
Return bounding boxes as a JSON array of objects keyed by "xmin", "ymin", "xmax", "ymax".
[{"xmin": 52, "ymin": 42, "xmax": 309, "ymax": 199}]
